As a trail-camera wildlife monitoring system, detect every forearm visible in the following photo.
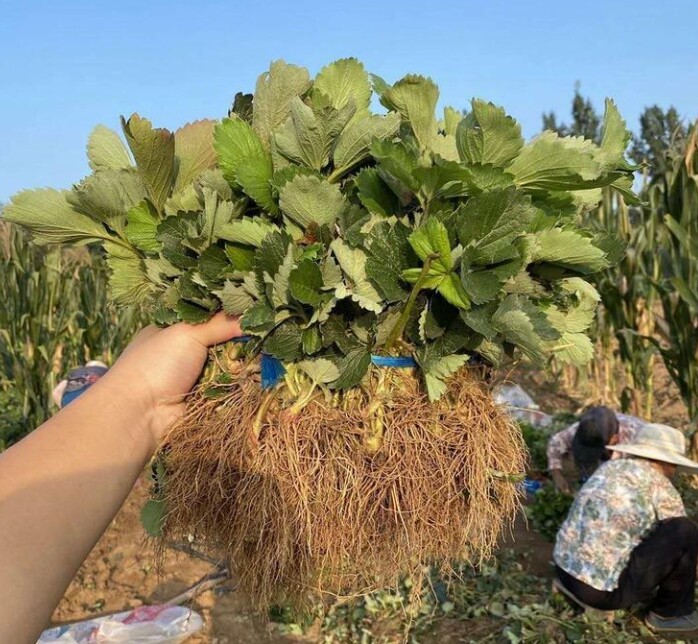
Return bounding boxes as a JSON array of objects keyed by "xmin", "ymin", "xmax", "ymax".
[{"xmin": 0, "ymin": 370, "xmax": 154, "ymax": 643}]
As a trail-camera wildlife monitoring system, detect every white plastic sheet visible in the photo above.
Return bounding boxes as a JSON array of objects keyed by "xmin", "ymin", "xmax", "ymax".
[
  {"xmin": 494, "ymin": 383, "xmax": 552, "ymax": 427},
  {"xmin": 38, "ymin": 605, "xmax": 203, "ymax": 644}
]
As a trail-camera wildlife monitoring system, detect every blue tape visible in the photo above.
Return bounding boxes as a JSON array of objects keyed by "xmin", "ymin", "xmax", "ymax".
[
  {"xmin": 261, "ymin": 353, "xmax": 286, "ymax": 389},
  {"xmin": 230, "ymin": 335, "xmax": 413, "ymax": 387},
  {"xmin": 371, "ymin": 355, "xmax": 417, "ymax": 368}
]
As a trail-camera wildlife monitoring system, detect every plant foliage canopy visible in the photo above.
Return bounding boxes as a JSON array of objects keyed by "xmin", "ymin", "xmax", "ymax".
[{"xmin": 4, "ymin": 59, "xmax": 635, "ymax": 398}]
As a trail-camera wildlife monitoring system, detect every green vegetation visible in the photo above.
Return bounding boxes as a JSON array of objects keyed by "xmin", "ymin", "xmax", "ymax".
[
  {"xmin": 0, "ymin": 220, "xmax": 144, "ymax": 440},
  {"xmin": 526, "ymin": 485, "xmax": 575, "ymax": 542},
  {"xmin": 5, "ymin": 59, "xmax": 633, "ymax": 397}
]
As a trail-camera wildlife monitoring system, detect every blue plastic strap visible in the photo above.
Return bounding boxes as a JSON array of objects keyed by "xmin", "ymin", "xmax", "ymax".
[
  {"xmin": 370, "ymin": 355, "xmax": 417, "ymax": 368},
  {"xmin": 261, "ymin": 353, "xmax": 286, "ymax": 389},
  {"xmin": 229, "ymin": 336, "xmax": 413, "ymax": 387}
]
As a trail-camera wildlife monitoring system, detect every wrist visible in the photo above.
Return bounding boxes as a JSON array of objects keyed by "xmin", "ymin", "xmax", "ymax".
[{"xmin": 97, "ymin": 368, "xmax": 160, "ymax": 458}]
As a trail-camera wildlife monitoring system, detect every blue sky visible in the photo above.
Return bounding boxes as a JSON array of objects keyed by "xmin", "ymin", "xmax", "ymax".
[{"xmin": 1, "ymin": 0, "xmax": 697, "ymax": 202}]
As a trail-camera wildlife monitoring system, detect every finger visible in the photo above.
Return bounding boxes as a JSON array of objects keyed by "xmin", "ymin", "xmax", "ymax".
[{"xmin": 184, "ymin": 312, "xmax": 243, "ymax": 347}]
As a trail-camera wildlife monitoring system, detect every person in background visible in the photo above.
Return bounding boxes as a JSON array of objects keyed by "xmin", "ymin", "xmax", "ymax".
[
  {"xmin": 553, "ymin": 423, "xmax": 698, "ymax": 635},
  {"xmin": 52, "ymin": 361, "xmax": 109, "ymax": 408},
  {"xmin": 547, "ymin": 406, "xmax": 646, "ymax": 493}
]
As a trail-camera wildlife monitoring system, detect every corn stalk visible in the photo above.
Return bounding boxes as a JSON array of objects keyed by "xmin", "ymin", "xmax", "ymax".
[
  {"xmin": 0, "ymin": 220, "xmax": 144, "ymax": 437},
  {"xmin": 643, "ymin": 126, "xmax": 698, "ymax": 425}
]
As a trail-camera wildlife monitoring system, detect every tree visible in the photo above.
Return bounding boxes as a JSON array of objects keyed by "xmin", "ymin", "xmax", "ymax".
[
  {"xmin": 630, "ymin": 106, "xmax": 688, "ymax": 179},
  {"xmin": 542, "ymin": 83, "xmax": 601, "ymax": 142}
]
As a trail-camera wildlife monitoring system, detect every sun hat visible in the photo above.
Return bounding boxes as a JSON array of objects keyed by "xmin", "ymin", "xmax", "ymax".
[{"xmin": 608, "ymin": 423, "xmax": 698, "ymax": 473}]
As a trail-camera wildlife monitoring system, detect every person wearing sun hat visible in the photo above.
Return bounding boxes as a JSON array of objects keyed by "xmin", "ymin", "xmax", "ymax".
[{"xmin": 553, "ymin": 423, "xmax": 698, "ymax": 635}]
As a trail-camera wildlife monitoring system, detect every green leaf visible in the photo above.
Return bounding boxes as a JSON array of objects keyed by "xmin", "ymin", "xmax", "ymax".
[
  {"xmin": 279, "ymin": 174, "xmax": 347, "ymax": 228},
  {"xmin": 442, "ymin": 107, "xmax": 462, "ymax": 136},
  {"xmin": 301, "ymin": 327, "xmax": 323, "ymax": 354},
  {"xmin": 456, "ymin": 100, "xmax": 523, "ymax": 167},
  {"xmin": 104, "ymin": 241, "xmax": 154, "ymax": 306},
  {"xmin": 354, "ymin": 168, "xmax": 401, "ymax": 217},
  {"xmin": 253, "ymin": 231, "xmax": 292, "ymax": 294},
  {"xmin": 297, "ymin": 358, "xmax": 340, "ymax": 384},
  {"xmin": 200, "ymin": 187, "xmax": 240, "ymax": 244},
  {"xmin": 121, "ymin": 114, "xmax": 175, "ymax": 212},
  {"xmin": 125, "ymin": 200, "xmax": 161, "ymax": 253},
  {"xmin": 365, "ymin": 221, "xmax": 414, "ymax": 302},
  {"xmin": 508, "ymin": 131, "xmax": 603, "ymax": 191},
  {"xmin": 532, "ymin": 228, "xmax": 609, "ymax": 273},
  {"xmin": 217, "ymin": 281, "xmax": 254, "ymax": 315},
  {"xmin": 597, "ymin": 99, "xmax": 633, "ymax": 170},
  {"xmin": 271, "ymin": 245, "xmax": 295, "ymax": 307},
  {"xmin": 413, "ymin": 163, "xmax": 470, "ymax": 201},
  {"xmin": 87, "ymin": 125, "xmax": 132, "ymax": 171},
  {"xmin": 263, "ymin": 321, "xmax": 302, "ymax": 360},
  {"xmin": 68, "ymin": 169, "xmax": 147, "ymax": 234},
  {"xmin": 462, "ymin": 270, "xmax": 500, "ymax": 305},
  {"xmin": 226, "ymin": 244, "xmax": 255, "ymax": 271},
  {"xmin": 156, "ymin": 214, "xmax": 200, "ymax": 269},
  {"xmin": 241, "ymin": 300, "xmax": 275, "ymax": 332},
  {"xmin": 5, "ymin": 188, "xmax": 110, "ymax": 245},
  {"xmin": 198, "ymin": 245, "xmax": 230, "ymax": 283},
  {"xmin": 214, "ymin": 117, "xmax": 276, "ymax": 211},
  {"xmin": 456, "ymin": 188, "xmax": 536, "ymax": 264},
  {"xmin": 321, "ymin": 255, "xmax": 343, "ymax": 288},
  {"xmin": 173, "ymin": 119, "xmax": 217, "ymax": 192},
  {"xmin": 313, "ymin": 58, "xmax": 371, "ymax": 110},
  {"xmin": 460, "ymin": 302, "xmax": 498, "ymax": 340},
  {"xmin": 382, "ymin": 74, "xmax": 438, "ymax": 148},
  {"xmin": 140, "ymin": 499, "xmax": 165, "ymax": 537},
  {"xmin": 492, "ymin": 295, "xmax": 560, "ymax": 365},
  {"xmin": 252, "ymin": 60, "xmax": 312, "ymax": 148},
  {"xmin": 331, "ymin": 239, "xmax": 384, "ymax": 313},
  {"xmin": 217, "ymin": 216, "xmax": 278, "ymax": 247},
  {"xmin": 332, "ymin": 112, "xmax": 401, "ymax": 178},
  {"xmin": 437, "ymin": 273, "xmax": 470, "ymax": 310},
  {"xmin": 371, "ymin": 139, "xmax": 420, "ymax": 195},
  {"xmin": 289, "ymin": 259, "xmax": 324, "ymax": 306},
  {"xmin": 408, "ymin": 218, "xmax": 453, "ymax": 273},
  {"xmin": 175, "ymin": 299, "xmax": 211, "ymax": 323},
  {"xmin": 459, "ymin": 164, "xmax": 515, "ymax": 193},
  {"xmin": 274, "ymin": 98, "xmax": 324, "ymax": 170},
  {"xmin": 422, "ymin": 354, "xmax": 469, "ymax": 401},
  {"xmin": 332, "ymin": 347, "xmax": 371, "ymax": 389}
]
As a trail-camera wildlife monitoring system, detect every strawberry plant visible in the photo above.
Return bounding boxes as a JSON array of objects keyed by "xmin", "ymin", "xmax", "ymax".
[{"xmin": 4, "ymin": 58, "xmax": 635, "ymax": 608}]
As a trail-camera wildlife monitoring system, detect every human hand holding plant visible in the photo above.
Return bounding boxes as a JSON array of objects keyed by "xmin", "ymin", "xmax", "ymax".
[
  {"xmin": 0, "ymin": 312, "xmax": 241, "ymax": 644},
  {"xmin": 108, "ymin": 312, "xmax": 242, "ymax": 447}
]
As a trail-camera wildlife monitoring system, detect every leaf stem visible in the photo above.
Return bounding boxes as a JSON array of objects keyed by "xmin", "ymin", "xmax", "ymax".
[{"xmin": 384, "ymin": 256, "xmax": 434, "ymax": 352}]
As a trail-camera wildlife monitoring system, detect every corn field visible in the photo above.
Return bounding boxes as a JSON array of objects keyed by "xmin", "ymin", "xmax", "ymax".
[
  {"xmin": 0, "ymin": 220, "xmax": 144, "ymax": 444},
  {"xmin": 558, "ymin": 122, "xmax": 698, "ymax": 427}
]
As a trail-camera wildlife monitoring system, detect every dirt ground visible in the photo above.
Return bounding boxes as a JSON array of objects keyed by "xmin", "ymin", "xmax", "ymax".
[{"xmin": 50, "ymin": 358, "xmax": 690, "ymax": 642}]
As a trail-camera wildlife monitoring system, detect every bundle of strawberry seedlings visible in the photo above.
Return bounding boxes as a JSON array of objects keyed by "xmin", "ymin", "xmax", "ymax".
[{"xmin": 6, "ymin": 58, "xmax": 635, "ymax": 608}]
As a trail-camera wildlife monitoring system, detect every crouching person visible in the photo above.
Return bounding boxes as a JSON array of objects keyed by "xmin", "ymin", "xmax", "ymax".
[{"xmin": 553, "ymin": 423, "xmax": 698, "ymax": 635}]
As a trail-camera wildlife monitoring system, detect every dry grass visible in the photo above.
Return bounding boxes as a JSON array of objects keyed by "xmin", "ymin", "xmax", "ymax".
[{"xmin": 159, "ymin": 349, "xmax": 526, "ymax": 609}]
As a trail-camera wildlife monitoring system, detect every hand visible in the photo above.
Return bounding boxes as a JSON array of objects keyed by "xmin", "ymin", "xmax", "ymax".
[
  {"xmin": 551, "ymin": 469, "xmax": 571, "ymax": 495},
  {"xmin": 106, "ymin": 312, "xmax": 242, "ymax": 447}
]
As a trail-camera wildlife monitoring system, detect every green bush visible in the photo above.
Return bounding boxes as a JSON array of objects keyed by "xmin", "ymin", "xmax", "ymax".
[
  {"xmin": 526, "ymin": 483, "xmax": 574, "ymax": 542},
  {"xmin": 520, "ymin": 412, "xmax": 578, "ymax": 474}
]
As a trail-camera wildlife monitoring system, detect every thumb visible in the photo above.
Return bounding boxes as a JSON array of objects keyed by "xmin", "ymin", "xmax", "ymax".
[{"xmin": 185, "ymin": 311, "xmax": 243, "ymax": 347}]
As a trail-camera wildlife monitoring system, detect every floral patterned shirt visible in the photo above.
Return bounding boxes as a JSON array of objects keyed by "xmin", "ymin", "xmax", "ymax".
[
  {"xmin": 546, "ymin": 413, "xmax": 647, "ymax": 471},
  {"xmin": 553, "ymin": 458, "xmax": 686, "ymax": 591}
]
